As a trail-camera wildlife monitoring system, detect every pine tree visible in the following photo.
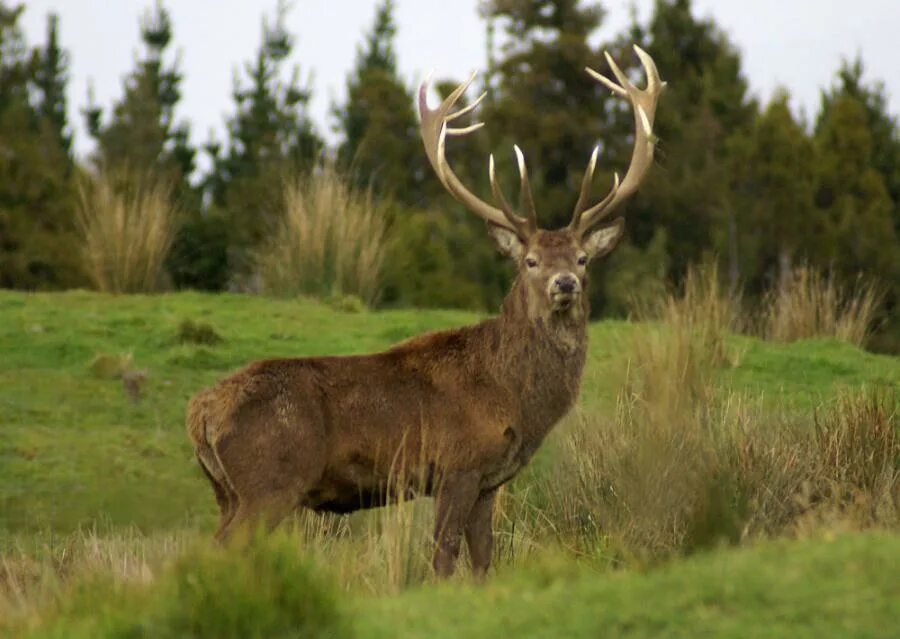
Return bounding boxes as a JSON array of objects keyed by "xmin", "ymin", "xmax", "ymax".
[
  {"xmin": 84, "ymin": 0, "xmax": 194, "ymax": 190},
  {"xmin": 0, "ymin": 3, "xmax": 28, "ymax": 112},
  {"xmin": 628, "ymin": 0, "xmax": 756, "ymax": 283},
  {"xmin": 813, "ymin": 93, "xmax": 898, "ymax": 285},
  {"xmin": 819, "ymin": 59, "xmax": 900, "ymax": 194},
  {"xmin": 481, "ymin": 0, "xmax": 610, "ymax": 230},
  {"xmin": 818, "ymin": 58, "xmax": 900, "ymax": 236},
  {"xmin": 32, "ymin": 13, "xmax": 71, "ymax": 156},
  {"xmin": 334, "ymin": 0, "xmax": 423, "ymax": 204},
  {"xmin": 730, "ymin": 90, "xmax": 816, "ymax": 293},
  {"xmin": 0, "ymin": 3, "xmax": 82, "ymax": 289},
  {"xmin": 208, "ymin": 1, "xmax": 322, "ymax": 271}
]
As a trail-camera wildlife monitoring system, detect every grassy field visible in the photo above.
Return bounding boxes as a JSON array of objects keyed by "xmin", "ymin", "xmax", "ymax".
[
  {"xmin": 9, "ymin": 532, "xmax": 899, "ymax": 638},
  {"xmin": 1, "ymin": 290, "xmax": 898, "ymax": 636},
  {"xmin": 357, "ymin": 532, "xmax": 900, "ymax": 639}
]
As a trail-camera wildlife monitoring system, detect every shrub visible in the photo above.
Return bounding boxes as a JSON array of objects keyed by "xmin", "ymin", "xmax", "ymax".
[
  {"xmin": 175, "ymin": 319, "xmax": 223, "ymax": 346},
  {"xmin": 76, "ymin": 170, "xmax": 179, "ymax": 293},
  {"xmin": 380, "ymin": 208, "xmax": 504, "ymax": 311},
  {"xmin": 152, "ymin": 535, "xmax": 348, "ymax": 639},
  {"xmin": 600, "ymin": 228, "xmax": 669, "ymax": 317},
  {"xmin": 20, "ymin": 534, "xmax": 349, "ymax": 639},
  {"xmin": 763, "ymin": 265, "xmax": 881, "ymax": 346},
  {"xmin": 166, "ymin": 210, "xmax": 231, "ymax": 291},
  {"xmin": 256, "ymin": 165, "xmax": 387, "ymax": 305}
]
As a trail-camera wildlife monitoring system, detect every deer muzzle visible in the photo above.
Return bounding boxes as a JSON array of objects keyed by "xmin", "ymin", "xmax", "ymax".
[{"xmin": 549, "ymin": 273, "xmax": 581, "ymax": 310}]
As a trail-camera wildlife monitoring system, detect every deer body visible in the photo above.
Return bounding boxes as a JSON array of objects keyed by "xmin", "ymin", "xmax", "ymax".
[
  {"xmin": 188, "ymin": 46, "xmax": 663, "ymax": 577},
  {"xmin": 188, "ymin": 259, "xmax": 587, "ymax": 572}
]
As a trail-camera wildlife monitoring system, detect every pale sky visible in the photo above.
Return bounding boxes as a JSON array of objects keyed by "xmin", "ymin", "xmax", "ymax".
[{"xmin": 19, "ymin": 0, "xmax": 900, "ymax": 168}]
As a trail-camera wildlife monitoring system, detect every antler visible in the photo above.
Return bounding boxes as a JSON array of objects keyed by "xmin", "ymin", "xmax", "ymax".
[
  {"xmin": 418, "ymin": 74, "xmax": 537, "ymax": 239},
  {"xmin": 570, "ymin": 45, "xmax": 665, "ymax": 237}
]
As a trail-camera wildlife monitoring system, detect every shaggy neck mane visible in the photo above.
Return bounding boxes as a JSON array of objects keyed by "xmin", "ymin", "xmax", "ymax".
[
  {"xmin": 481, "ymin": 275, "xmax": 588, "ymax": 434},
  {"xmin": 499, "ymin": 275, "xmax": 587, "ymax": 346}
]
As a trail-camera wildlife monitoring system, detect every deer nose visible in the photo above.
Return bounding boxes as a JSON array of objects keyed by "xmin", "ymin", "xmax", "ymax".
[{"xmin": 554, "ymin": 274, "xmax": 578, "ymax": 294}]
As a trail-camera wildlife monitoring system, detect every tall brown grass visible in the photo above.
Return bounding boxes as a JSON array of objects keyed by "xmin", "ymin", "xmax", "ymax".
[
  {"xmin": 763, "ymin": 265, "xmax": 881, "ymax": 346},
  {"xmin": 256, "ymin": 165, "xmax": 387, "ymax": 305},
  {"xmin": 630, "ymin": 262, "xmax": 741, "ymax": 406},
  {"xmin": 76, "ymin": 170, "xmax": 179, "ymax": 293},
  {"xmin": 0, "ymin": 527, "xmax": 191, "ymax": 628},
  {"xmin": 535, "ymin": 386, "xmax": 897, "ymax": 561}
]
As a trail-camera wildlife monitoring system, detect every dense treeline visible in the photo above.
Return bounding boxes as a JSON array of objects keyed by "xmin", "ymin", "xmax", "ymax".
[{"xmin": 1, "ymin": 0, "xmax": 898, "ymax": 347}]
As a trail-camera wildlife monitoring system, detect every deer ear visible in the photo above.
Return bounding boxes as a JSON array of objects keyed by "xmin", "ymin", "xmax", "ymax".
[
  {"xmin": 488, "ymin": 224, "xmax": 525, "ymax": 261},
  {"xmin": 583, "ymin": 217, "xmax": 625, "ymax": 259}
]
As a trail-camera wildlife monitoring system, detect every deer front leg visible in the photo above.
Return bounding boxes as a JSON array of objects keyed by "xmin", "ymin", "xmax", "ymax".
[
  {"xmin": 432, "ymin": 472, "xmax": 480, "ymax": 578},
  {"xmin": 465, "ymin": 488, "xmax": 497, "ymax": 579}
]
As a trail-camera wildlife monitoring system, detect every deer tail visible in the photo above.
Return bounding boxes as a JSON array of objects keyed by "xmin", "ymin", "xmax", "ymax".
[{"xmin": 186, "ymin": 389, "xmax": 229, "ymax": 488}]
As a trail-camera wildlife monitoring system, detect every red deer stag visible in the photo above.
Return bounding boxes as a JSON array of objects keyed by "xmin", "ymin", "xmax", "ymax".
[{"xmin": 187, "ymin": 46, "xmax": 664, "ymax": 577}]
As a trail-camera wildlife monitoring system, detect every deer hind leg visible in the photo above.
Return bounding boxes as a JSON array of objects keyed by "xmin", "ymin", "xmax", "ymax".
[
  {"xmin": 432, "ymin": 472, "xmax": 481, "ymax": 577},
  {"xmin": 212, "ymin": 405, "xmax": 327, "ymax": 544},
  {"xmin": 464, "ymin": 488, "xmax": 497, "ymax": 579},
  {"xmin": 197, "ymin": 457, "xmax": 237, "ymax": 537}
]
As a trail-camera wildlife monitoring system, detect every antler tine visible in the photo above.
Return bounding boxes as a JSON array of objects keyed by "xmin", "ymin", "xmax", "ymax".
[
  {"xmin": 489, "ymin": 154, "xmax": 516, "ymax": 220},
  {"xmin": 445, "ymin": 90, "xmax": 487, "ymax": 124},
  {"xmin": 633, "ymin": 44, "xmax": 664, "ymax": 93},
  {"xmin": 513, "ymin": 146, "xmax": 538, "ymax": 233},
  {"xmin": 571, "ymin": 45, "xmax": 665, "ymax": 236},
  {"xmin": 571, "ymin": 146, "xmax": 600, "ymax": 227},
  {"xmin": 418, "ymin": 74, "xmax": 533, "ymax": 238}
]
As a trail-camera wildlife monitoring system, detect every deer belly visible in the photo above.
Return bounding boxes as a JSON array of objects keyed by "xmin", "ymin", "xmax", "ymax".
[
  {"xmin": 306, "ymin": 472, "xmax": 390, "ymax": 513},
  {"xmin": 305, "ymin": 455, "xmax": 436, "ymax": 513}
]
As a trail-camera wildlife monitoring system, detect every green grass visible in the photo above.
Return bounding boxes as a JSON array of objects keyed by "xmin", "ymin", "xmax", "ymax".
[
  {"xmin": 355, "ymin": 532, "xmax": 900, "ymax": 639},
  {"xmin": 1, "ymin": 290, "xmax": 899, "ymax": 637},
  {"xmin": 0, "ymin": 291, "xmax": 473, "ymax": 536},
  {"xmin": 17, "ymin": 532, "xmax": 900, "ymax": 638},
  {"xmin": 724, "ymin": 335, "xmax": 900, "ymax": 408},
  {"xmin": 1, "ymin": 290, "xmax": 897, "ymax": 537}
]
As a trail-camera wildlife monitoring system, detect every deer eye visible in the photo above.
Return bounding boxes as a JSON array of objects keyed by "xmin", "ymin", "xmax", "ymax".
[
  {"xmin": 525, "ymin": 257, "xmax": 538, "ymax": 268},
  {"xmin": 577, "ymin": 255, "xmax": 588, "ymax": 266}
]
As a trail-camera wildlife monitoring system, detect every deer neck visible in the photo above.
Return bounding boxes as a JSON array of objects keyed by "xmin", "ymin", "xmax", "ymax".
[{"xmin": 488, "ymin": 277, "xmax": 588, "ymax": 438}]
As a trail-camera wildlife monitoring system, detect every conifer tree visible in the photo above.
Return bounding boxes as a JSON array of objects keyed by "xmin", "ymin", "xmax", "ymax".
[
  {"xmin": 813, "ymin": 93, "xmax": 898, "ymax": 289},
  {"xmin": 0, "ymin": 3, "xmax": 81, "ymax": 288},
  {"xmin": 84, "ymin": 0, "xmax": 194, "ymax": 191},
  {"xmin": 818, "ymin": 58, "xmax": 900, "ymax": 236},
  {"xmin": 334, "ymin": 0, "xmax": 423, "ymax": 204},
  {"xmin": 33, "ymin": 13, "xmax": 71, "ymax": 156},
  {"xmin": 207, "ymin": 1, "xmax": 321, "ymax": 263},
  {"xmin": 628, "ymin": 0, "xmax": 756, "ymax": 282},
  {"xmin": 730, "ymin": 90, "xmax": 816, "ymax": 292},
  {"xmin": 480, "ymin": 0, "xmax": 610, "ymax": 229}
]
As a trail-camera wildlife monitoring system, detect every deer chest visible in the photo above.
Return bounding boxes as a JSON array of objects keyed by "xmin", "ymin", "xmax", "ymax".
[{"xmin": 480, "ymin": 426, "xmax": 530, "ymax": 491}]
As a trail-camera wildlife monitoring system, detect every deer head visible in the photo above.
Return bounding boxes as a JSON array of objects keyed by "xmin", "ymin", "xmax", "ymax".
[{"xmin": 419, "ymin": 46, "xmax": 664, "ymax": 320}]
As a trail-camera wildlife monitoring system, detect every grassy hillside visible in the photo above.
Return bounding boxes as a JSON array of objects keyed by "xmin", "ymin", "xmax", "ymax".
[
  {"xmin": 1, "ymin": 290, "xmax": 898, "ymax": 537},
  {"xmin": 1, "ymin": 290, "xmax": 898, "ymax": 637},
  {"xmin": 0, "ymin": 291, "xmax": 473, "ymax": 536}
]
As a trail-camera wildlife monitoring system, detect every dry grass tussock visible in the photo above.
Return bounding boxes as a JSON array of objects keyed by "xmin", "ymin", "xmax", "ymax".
[
  {"xmin": 0, "ymin": 527, "xmax": 192, "ymax": 628},
  {"xmin": 524, "ymin": 386, "xmax": 898, "ymax": 564},
  {"xmin": 763, "ymin": 265, "xmax": 881, "ymax": 346},
  {"xmin": 76, "ymin": 170, "xmax": 179, "ymax": 293},
  {"xmin": 256, "ymin": 164, "xmax": 387, "ymax": 306}
]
